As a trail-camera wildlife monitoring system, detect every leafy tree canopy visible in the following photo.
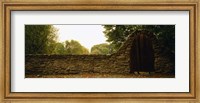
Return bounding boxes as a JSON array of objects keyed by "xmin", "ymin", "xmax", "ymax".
[
  {"xmin": 91, "ymin": 43, "xmax": 111, "ymax": 55},
  {"xmin": 65, "ymin": 40, "xmax": 89, "ymax": 55},
  {"xmin": 25, "ymin": 25, "xmax": 58, "ymax": 54},
  {"xmin": 54, "ymin": 42, "xmax": 66, "ymax": 55},
  {"xmin": 25, "ymin": 25, "xmax": 174, "ymax": 57},
  {"xmin": 103, "ymin": 25, "xmax": 175, "ymax": 59},
  {"xmin": 25, "ymin": 25, "xmax": 89, "ymax": 55}
]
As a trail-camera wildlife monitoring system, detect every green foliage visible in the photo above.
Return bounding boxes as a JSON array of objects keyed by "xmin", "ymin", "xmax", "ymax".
[
  {"xmin": 25, "ymin": 25, "xmax": 89, "ymax": 55},
  {"xmin": 25, "ymin": 25, "xmax": 58, "ymax": 54},
  {"xmin": 103, "ymin": 25, "xmax": 143, "ymax": 51},
  {"xmin": 65, "ymin": 40, "xmax": 89, "ymax": 55},
  {"xmin": 54, "ymin": 42, "xmax": 66, "ymax": 54},
  {"xmin": 103, "ymin": 25, "xmax": 175, "ymax": 58},
  {"xmin": 25, "ymin": 25, "xmax": 174, "ymax": 57},
  {"xmin": 91, "ymin": 43, "xmax": 111, "ymax": 55},
  {"xmin": 141, "ymin": 25, "xmax": 175, "ymax": 60}
]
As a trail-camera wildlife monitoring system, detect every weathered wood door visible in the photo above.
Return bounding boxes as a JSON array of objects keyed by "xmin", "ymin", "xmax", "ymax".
[{"xmin": 130, "ymin": 33, "xmax": 154, "ymax": 73}]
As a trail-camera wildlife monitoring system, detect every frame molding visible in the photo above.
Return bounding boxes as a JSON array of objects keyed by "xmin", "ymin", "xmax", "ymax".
[{"xmin": 0, "ymin": 0, "xmax": 199, "ymax": 102}]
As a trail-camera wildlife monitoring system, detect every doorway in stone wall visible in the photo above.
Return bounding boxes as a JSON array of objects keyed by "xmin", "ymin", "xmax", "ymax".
[{"xmin": 129, "ymin": 31, "xmax": 155, "ymax": 73}]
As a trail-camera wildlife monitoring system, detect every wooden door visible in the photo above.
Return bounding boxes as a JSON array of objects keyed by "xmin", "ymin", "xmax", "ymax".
[{"xmin": 130, "ymin": 33, "xmax": 154, "ymax": 73}]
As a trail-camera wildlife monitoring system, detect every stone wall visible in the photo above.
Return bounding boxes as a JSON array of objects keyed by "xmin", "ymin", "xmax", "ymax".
[
  {"xmin": 25, "ymin": 30, "xmax": 175, "ymax": 75},
  {"xmin": 25, "ymin": 54, "xmax": 130, "ymax": 75}
]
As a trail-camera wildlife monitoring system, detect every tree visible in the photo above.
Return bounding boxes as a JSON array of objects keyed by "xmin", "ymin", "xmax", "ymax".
[
  {"xmin": 65, "ymin": 40, "xmax": 89, "ymax": 55},
  {"xmin": 91, "ymin": 43, "xmax": 111, "ymax": 55},
  {"xmin": 54, "ymin": 42, "xmax": 66, "ymax": 54},
  {"xmin": 103, "ymin": 25, "xmax": 143, "ymax": 52},
  {"xmin": 25, "ymin": 25, "xmax": 58, "ymax": 54},
  {"xmin": 103, "ymin": 25, "xmax": 175, "ymax": 62}
]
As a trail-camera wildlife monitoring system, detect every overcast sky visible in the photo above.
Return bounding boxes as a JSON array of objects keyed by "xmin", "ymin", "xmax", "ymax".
[{"xmin": 53, "ymin": 25, "xmax": 108, "ymax": 51}]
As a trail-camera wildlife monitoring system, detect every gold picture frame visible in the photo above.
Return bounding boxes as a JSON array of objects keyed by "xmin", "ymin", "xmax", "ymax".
[{"xmin": 0, "ymin": 0, "xmax": 199, "ymax": 102}]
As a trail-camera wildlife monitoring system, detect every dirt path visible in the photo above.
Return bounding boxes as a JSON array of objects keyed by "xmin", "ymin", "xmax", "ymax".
[{"xmin": 26, "ymin": 72, "xmax": 175, "ymax": 78}]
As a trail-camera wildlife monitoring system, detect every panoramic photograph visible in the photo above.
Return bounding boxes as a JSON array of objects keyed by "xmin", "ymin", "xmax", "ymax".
[{"xmin": 25, "ymin": 25, "xmax": 175, "ymax": 78}]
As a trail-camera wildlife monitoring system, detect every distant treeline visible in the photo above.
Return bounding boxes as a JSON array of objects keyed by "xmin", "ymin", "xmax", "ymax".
[
  {"xmin": 25, "ymin": 25, "xmax": 112, "ymax": 55},
  {"xmin": 25, "ymin": 25, "xmax": 175, "ymax": 58}
]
